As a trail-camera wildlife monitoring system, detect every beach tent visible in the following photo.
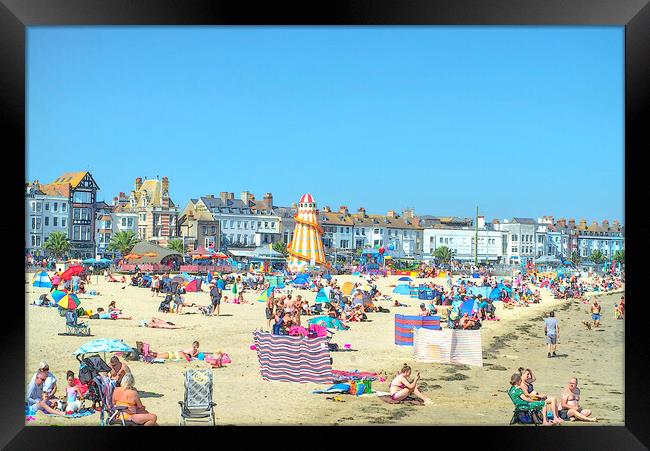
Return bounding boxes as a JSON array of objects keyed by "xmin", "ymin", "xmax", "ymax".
[
  {"xmin": 265, "ymin": 275, "xmax": 284, "ymax": 288},
  {"xmin": 32, "ymin": 271, "xmax": 52, "ymax": 288},
  {"xmin": 467, "ymin": 286, "xmax": 491, "ymax": 298},
  {"xmin": 488, "ymin": 287, "xmax": 502, "ymax": 300},
  {"xmin": 459, "ymin": 299, "xmax": 475, "ymax": 316},
  {"xmin": 291, "ymin": 274, "xmax": 311, "ymax": 285},
  {"xmin": 352, "ymin": 272, "xmax": 361, "ymax": 276},
  {"xmin": 471, "ymin": 273, "xmax": 480, "ymax": 278},
  {"xmin": 315, "ymin": 287, "xmax": 332, "ymax": 303},
  {"xmin": 392, "ymin": 284, "xmax": 412, "ymax": 295},
  {"xmin": 307, "ymin": 315, "xmax": 348, "ymax": 331},
  {"xmin": 398, "ymin": 276, "xmax": 413, "ymax": 282},
  {"xmin": 341, "ymin": 282, "xmax": 355, "ymax": 296},
  {"xmin": 185, "ymin": 278, "xmax": 202, "ymax": 292},
  {"xmin": 322, "ymin": 274, "xmax": 332, "ymax": 281}
]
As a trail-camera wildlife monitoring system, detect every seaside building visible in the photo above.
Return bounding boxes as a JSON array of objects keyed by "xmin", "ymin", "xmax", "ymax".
[
  {"xmin": 421, "ymin": 216, "xmax": 507, "ymax": 263},
  {"xmin": 113, "ymin": 177, "xmax": 179, "ymax": 246},
  {"xmin": 25, "ymin": 181, "xmax": 70, "ymax": 257},
  {"xmin": 35, "ymin": 172, "xmax": 100, "ymax": 259},
  {"xmin": 111, "ymin": 192, "xmax": 139, "ymax": 236},
  {"xmin": 492, "ymin": 217, "xmax": 538, "ymax": 265},
  {"xmin": 277, "ymin": 204, "xmax": 297, "ymax": 246},
  {"xmin": 178, "ymin": 198, "xmax": 221, "ymax": 252},
  {"xmin": 574, "ymin": 218, "xmax": 625, "ymax": 260},
  {"xmin": 94, "ymin": 200, "xmax": 114, "ymax": 258}
]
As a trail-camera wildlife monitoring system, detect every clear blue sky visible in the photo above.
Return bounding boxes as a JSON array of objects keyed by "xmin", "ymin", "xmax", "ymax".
[{"xmin": 27, "ymin": 26, "xmax": 624, "ymax": 222}]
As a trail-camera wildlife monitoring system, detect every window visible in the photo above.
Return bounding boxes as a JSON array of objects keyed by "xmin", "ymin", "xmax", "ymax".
[
  {"xmin": 62, "ymin": 203, "xmax": 66, "ymax": 212},
  {"xmin": 53, "ymin": 202, "xmax": 58, "ymax": 212},
  {"xmin": 31, "ymin": 235, "xmax": 36, "ymax": 246},
  {"xmin": 45, "ymin": 203, "xmax": 49, "ymax": 211},
  {"xmin": 512, "ymin": 247, "xmax": 518, "ymax": 253},
  {"xmin": 237, "ymin": 221, "xmax": 241, "ymax": 229},
  {"xmin": 362, "ymin": 229, "xmax": 366, "ymax": 236},
  {"xmin": 512, "ymin": 235, "xmax": 518, "ymax": 241},
  {"xmin": 73, "ymin": 226, "xmax": 81, "ymax": 240},
  {"xmin": 211, "ymin": 226, "xmax": 216, "ymax": 235},
  {"xmin": 62, "ymin": 219, "xmax": 66, "ymax": 227},
  {"xmin": 73, "ymin": 191, "xmax": 92, "ymax": 203},
  {"xmin": 140, "ymin": 214, "xmax": 146, "ymax": 222},
  {"xmin": 36, "ymin": 218, "xmax": 41, "ymax": 229},
  {"xmin": 36, "ymin": 202, "xmax": 41, "ymax": 212},
  {"xmin": 106, "ymin": 221, "xmax": 111, "ymax": 228},
  {"xmin": 439, "ymin": 237, "xmax": 443, "ymax": 243},
  {"xmin": 45, "ymin": 217, "xmax": 49, "ymax": 226},
  {"xmin": 244, "ymin": 222, "xmax": 248, "ymax": 229},
  {"xmin": 265, "ymin": 222, "xmax": 269, "ymax": 229},
  {"xmin": 36, "ymin": 236, "xmax": 41, "ymax": 246},
  {"xmin": 374, "ymin": 229, "xmax": 380, "ymax": 234},
  {"xmin": 31, "ymin": 218, "xmax": 35, "ymax": 230},
  {"xmin": 258, "ymin": 221, "xmax": 262, "ymax": 228},
  {"xmin": 31, "ymin": 202, "xmax": 36, "ymax": 212},
  {"xmin": 122, "ymin": 218, "xmax": 127, "ymax": 226},
  {"xmin": 53, "ymin": 217, "xmax": 58, "ymax": 226},
  {"xmin": 346, "ymin": 227, "xmax": 350, "ymax": 234},
  {"xmin": 243, "ymin": 235, "xmax": 248, "ymax": 245},
  {"xmin": 236, "ymin": 234, "xmax": 241, "ymax": 243}
]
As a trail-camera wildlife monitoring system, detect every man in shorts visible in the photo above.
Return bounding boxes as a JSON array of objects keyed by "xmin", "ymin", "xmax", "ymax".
[
  {"xmin": 544, "ymin": 311, "xmax": 559, "ymax": 358},
  {"xmin": 591, "ymin": 300, "xmax": 601, "ymax": 328},
  {"xmin": 209, "ymin": 282, "xmax": 222, "ymax": 316}
]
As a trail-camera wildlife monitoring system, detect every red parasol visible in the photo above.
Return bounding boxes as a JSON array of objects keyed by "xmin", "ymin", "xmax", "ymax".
[{"xmin": 60, "ymin": 265, "xmax": 84, "ymax": 281}]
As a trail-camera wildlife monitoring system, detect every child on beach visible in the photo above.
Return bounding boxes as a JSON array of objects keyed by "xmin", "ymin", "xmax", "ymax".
[{"xmin": 64, "ymin": 370, "xmax": 84, "ymax": 414}]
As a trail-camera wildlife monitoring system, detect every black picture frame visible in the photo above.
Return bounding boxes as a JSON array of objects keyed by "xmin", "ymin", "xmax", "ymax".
[{"xmin": 2, "ymin": 0, "xmax": 647, "ymax": 448}]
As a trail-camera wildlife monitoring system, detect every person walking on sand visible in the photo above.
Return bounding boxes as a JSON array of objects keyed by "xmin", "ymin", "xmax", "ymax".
[
  {"xmin": 544, "ymin": 311, "xmax": 559, "ymax": 358},
  {"xmin": 560, "ymin": 377, "xmax": 597, "ymax": 422},
  {"xmin": 591, "ymin": 300, "xmax": 601, "ymax": 328}
]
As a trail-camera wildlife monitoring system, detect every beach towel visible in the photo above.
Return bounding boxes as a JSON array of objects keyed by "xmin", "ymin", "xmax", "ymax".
[
  {"xmin": 308, "ymin": 323, "xmax": 329, "ymax": 338},
  {"xmin": 332, "ymin": 370, "xmax": 380, "ymax": 382},
  {"xmin": 312, "ymin": 383, "xmax": 350, "ymax": 394},
  {"xmin": 288, "ymin": 325, "xmax": 309, "ymax": 337},
  {"xmin": 45, "ymin": 408, "xmax": 96, "ymax": 418},
  {"xmin": 307, "ymin": 316, "xmax": 349, "ymax": 331}
]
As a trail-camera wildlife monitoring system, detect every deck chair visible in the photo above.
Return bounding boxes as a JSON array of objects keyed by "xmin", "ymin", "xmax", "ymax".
[
  {"xmin": 65, "ymin": 310, "xmax": 91, "ymax": 336},
  {"xmin": 178, "ymin": 369, "xmax": 216, "ymax": 426},
  {"xmin": 94, "ymin": 375, "xmax": 128, "ymax": 426},
  {"xmin": 507, "ymin": 390, "xmax": 543, "ymax": 425}
]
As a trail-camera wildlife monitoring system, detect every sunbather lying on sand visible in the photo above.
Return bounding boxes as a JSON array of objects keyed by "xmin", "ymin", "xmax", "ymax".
[
  {"xmin": 140, "ymin": 317, "xmax": 182, "ymax": 329},
  {"xmin": 147, "ymin": 340, "xmax": 200, "ymax": 361}
]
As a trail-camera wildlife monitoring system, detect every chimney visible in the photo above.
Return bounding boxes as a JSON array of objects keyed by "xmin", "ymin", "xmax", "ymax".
[
  {"xmin": 228, "ymin": 192, "xmax": 235, "ymax": 200},
  {"xmin": 568, "ymin": 218, "xmax": 576, "ymax": 228},
  {"xmin": 557, "ymin": 218, "xmax": 566, "ymax": 227},
  {"xmin": 219, "ymin": 192, "xmax": 228, "ymax": 202},
  {"xmin": 477, "ymin": 215, "xmax": 485, "ymax": 228},
  {"xmin": 591, "ymin": 221, "xmax": 598, "ymax": 228},
  {"xmin": 113, "ymin": 196, "xmax": 118, "ymax": 206},
  {"xmin": 161, "ymin": 176, "xmax": 169, "ymax": 193},
  {"xmin": 492, "ymin": 219, "xmax": 500, "ymax": 224},
  {"xmin": 602, "ymin": 220, "xmax": 609, "ymax": 228},
  {"xmin": 322, "ymin": 205, "xmax": 331, "ymax": 213},
  {"xmin": 291, "ymin": 202, "xmax": 297, "ymax": 210},
  {"xmin": 135, "ymin": 177, "xmax": 142, "ymax": 191},
  {"xmin": 612, "ymin": 219, "xmax": 620, "ymax": 229},
  {"xmin": 241, "ymin": 191, "xmax": 252, "ymax": 205},
  {"xmin": 386, "ymin": 210, "xmax": 396, "ymax": 219},
  {"xmin": 357, "ymin": 207, "xmax": 366, "ymax": 216},
  {"xmin": 338, "ymin": 206, "xmax": 349, "ymax": 215},
  {"xmin": 402, "ymin": 208, "xmax": 415, "ymax": 219},
  {"xmin": 263, "ymin": 192, "xmax": 273, "ymax": 209},
  {"xmin": 578, "ymin": 218, "xmax": 587, "ymax": 228}
]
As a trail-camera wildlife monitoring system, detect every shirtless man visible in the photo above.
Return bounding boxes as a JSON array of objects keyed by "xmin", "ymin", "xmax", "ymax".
[
  {"xmin": 109, "ymin": 356, "xmax": 131, "ymax": 386},
  {"xmin": 591, "ymin": 300, "xmax": 602, "ymax": 328},
  {"xmin": 560, "ymin": 377, "xmax": 597, "ymax": 422}
]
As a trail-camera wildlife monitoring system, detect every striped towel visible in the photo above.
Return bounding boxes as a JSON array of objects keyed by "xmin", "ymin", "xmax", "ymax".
[
  {"xmin": 412, "ymin": 328, "xmax": 483, "ymax": 367},
  {"xmin": 253, "ymin": 331, "xmax": 333, "ymax": 384}
]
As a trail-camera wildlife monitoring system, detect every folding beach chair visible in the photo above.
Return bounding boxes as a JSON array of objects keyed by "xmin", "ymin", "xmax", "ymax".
[
  {"xmin": 178, "ymin": 369, "xmax": 216, "ymax": 426},
  {"xmin": 94, "ymin": 375, "xmax": 128, "ymax": 426},
  {"xmin": 64, "ymin": 310, "xmax": 91, "ymax": 336}
]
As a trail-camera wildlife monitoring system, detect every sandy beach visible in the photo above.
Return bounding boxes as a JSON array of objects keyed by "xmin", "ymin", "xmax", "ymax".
[{"xmin": 25, "ymin": 273, "xmax": 624, "ymax": 426}]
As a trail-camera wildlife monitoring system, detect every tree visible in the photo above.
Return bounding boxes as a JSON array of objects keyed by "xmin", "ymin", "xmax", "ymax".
[
  {"xmin": 167, "ymin": 238, "xmax": 185, "ymax": 254},
  {"xmin": 589, "ymin": 249, "xmax": 607, "ymax": 265},
  {"xmin": 43, "ymin": 232, "xmax": 70, "ymax": 259},
  {"xmin": 433, "ymin": 246, "xmax": 455, "ymax": 263},
  {"xmin": 272, "ymin": 241, "xmax": 289, "ymax": 257},
  {"xmin": 613, "ymin": 249, "xmax": 625, "ymax": 264},
  {"xmin": 106, "ymin": 230, "xmax": 139, "ymax": 256},
  {"xmin": 570, "ymin": 251, "xmax": 581, "ymax": 266}
]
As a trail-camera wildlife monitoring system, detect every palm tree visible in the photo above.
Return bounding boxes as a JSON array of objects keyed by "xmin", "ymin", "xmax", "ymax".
[
  {"xmin": 272, "ymin": 241, "xmax": 289, "ymax": 257},
  {"xmin": 106, "ymin": 230, "xmax": 138, "ymax": 256},
  {"xmin": 613, "ymin": 249, "xmax": 625, "ymax": 265},
  {"xmin": 167, "ymin": 238, "xmax": 185, "ymax": 254},
  {"xmin": 570, "ymin": 251, "xmax": 581, "ymax": 266},
  {"xmin": 43, "ymin": 232, "xmax": 70, "ymax": 259},
  {"xmin": 590, "ymin": 249, "xmax": 607, "ymax": 265},
  {"xmin": 433, "ymin": 245, "xmax": 455, "ymax": 264}
]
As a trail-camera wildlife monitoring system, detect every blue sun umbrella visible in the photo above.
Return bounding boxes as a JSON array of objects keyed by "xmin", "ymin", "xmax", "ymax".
[
  {"xmin": 322, "ymin": 274, "xmax": 332, "ymax": 280},
  {"xmin": 73, "ymin": 339, "xmax": 133, "ymax": 359},
  {"xmin": 397, "ymin": 276, "xmax": 412, "ymax": 282}
]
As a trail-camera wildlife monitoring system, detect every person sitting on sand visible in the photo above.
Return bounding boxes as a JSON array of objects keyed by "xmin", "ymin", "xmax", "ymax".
[
  {"xmin": 31, "ymin": 361, "xmax": 57, "ymax": 399},
  {"xmin": 560, "ymin": 377, "xmax": 597, "ymax": 422},
  {"xmin": 120, "ymin": 275, "xmax": 126, "ymax": 284},
  {"xmin": 34, "ymin": 293, "xmax": 54, "ymax": 307},
  {"xmin": 26, "ymin": 371, "xmax": 65, "ymax": 416},
  {"xmin": 95, "ymin": 307, "xmax": 132, "ymax": 320},
  {"xmin": 112, "ymin": 373, "xmax": 158, "ymax": 426},
  {"xmin": 108, "ymin": 356, "xmax": 131, "ymax": 386},
  {"xmin": 460, "ymin": 313, "xmax": 477, "ymax": 330},
  {"xmin": 518, "ymin": 368, "xmax": 563, "ymax": 423},
  {"xmin": 64, "ymin": 370, "xmax": 84, "ymax": 414},
  {"xmin": 389, "ymin": 364, "xmax": 432, "ymax": 404},
  {"xmin": 508, "ymin": 373, "xmax": 555, "ymax": 425}
]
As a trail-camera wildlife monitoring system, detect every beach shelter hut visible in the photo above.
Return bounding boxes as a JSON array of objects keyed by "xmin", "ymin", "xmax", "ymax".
[
  {"xmin": 315, "ymin": 287, "xmax": 332, "ymax": 303},
  {"xmin": 185, "ymin": 278, "xmax": 202, "ymax": 292},
  {"xmin": 398, "ymin": 276, "xmax": 413, "ymax": 282},
  {"xmin": 392, "ymin": 284, "xmax": 412, "ymax": 295},
  {"xmin": 32, "ymin": 271, "xmax": 52, "ymax": 288},
  {"xmin": 459, "ymin": 299, "xmax": 475, "ymax": 316},
  {"xmin": 341, "ymin": 282, "xmax": 355, "ymax": 296}
]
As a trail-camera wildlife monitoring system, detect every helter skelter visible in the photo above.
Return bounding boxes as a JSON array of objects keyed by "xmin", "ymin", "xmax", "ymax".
[{"xmin": 286, "ymin": 193, "xmax": 327, "ymax": 271}]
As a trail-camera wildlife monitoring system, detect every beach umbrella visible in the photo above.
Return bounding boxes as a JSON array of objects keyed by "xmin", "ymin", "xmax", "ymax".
[
  {"xmin": 73, "ymin": 338, "xmax": 133, "ymax": 361},
  {"xmin": 60, "ymin": 265, "xmax": 84, "ymax": 281},
  {"xmin": 212, "ymin": 252, "xmax": 228, "ymax": 259},
  {"xmin": 57, "ymin": 293, "xmax": 81, "ymax": 310},
  {"xmin": 397, "ymin": 276, "xmax": 412, "ymax": 282},
  {"xmin": 341, "ymin": 282, "xmax": 355, "ymax": 296},
  {"xmin": 322, "ymin": 274, "xmax": 332, "ymax": 280},
  {"xmin": 51, "ymin": 289, "xmax": 69, "ymax": 302},
  {"xmin": 123, "ymin": 253, "xmax": 141, "ymax": 260}
]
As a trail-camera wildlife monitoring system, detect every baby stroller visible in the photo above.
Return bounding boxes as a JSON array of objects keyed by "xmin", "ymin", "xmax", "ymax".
[
  {"xmin": 78, "ymin": 354, "xmax": 112, "ymax": 407},
  {"xmin": 159, "ymin": 294, "xmax": 173, "ymax": 313}
]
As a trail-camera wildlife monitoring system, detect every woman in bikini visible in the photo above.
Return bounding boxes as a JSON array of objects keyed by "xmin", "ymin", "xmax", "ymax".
[
  {"xmin": 518, "ymin": 368, "xmax": 563, "ymax": 423},
  {"xmin": 112, "ymin": 373, "xmax": 158, "ymax": 426},
  {"xmin": 147, "ymin": 340, "xmax": 200, "ymax": 361},
  {"xmin": 389, "ymin": 364, "xmax": 432, "ymax": 404}
]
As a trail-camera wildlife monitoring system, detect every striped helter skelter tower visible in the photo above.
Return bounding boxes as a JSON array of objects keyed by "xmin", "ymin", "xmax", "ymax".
[{"xmin": 287, "ymin": 193, "xmax": 326, "ymax": 271}]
